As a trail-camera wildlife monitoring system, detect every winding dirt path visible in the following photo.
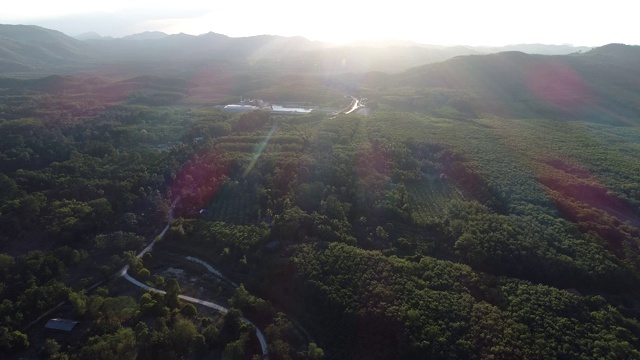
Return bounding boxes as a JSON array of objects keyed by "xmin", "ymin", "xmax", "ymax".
[{"xmin": 118, "ymin": 198, "xmax": 269, "ymax": 359}]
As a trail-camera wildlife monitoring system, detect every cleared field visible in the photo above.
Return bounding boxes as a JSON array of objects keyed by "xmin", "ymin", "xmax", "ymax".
[
  {"xmin": 407, "ymin": 177, "xmax": 462, "ymax": 223},
  {"xmin": 204, "ymin": 180, "xmax": 259, "ymax": 225}
]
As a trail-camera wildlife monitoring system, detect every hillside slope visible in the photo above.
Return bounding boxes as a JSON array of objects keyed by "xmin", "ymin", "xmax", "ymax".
[
  {"xmin": 0, "ymin": 24, "xmax": 96, "ymax": 70},
  {"xmin": 385, "ymin": 44, "xmax": 640, "ymax": 122}
]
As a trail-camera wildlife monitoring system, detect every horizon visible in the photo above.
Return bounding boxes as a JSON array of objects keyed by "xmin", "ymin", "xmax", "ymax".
[
  {"xmin": 66, "ymin": 29, "xmax": 605, "ymax": 49},
  {"xmin": 0, "ymin": 23, "xmax": 626, "ymax": 50},
  {"xmin": 2, "ymin": 0, "xmax": 639, "ymax": 47},
  {"xmin": 2, "ymin": 22, "xmax": 616, "ymax": 49}
]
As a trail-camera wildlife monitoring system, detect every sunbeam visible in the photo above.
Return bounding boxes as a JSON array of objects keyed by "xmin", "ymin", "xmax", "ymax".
[{"xmin": 244, "ymin": 124, "xmax": 277, "ymax": 177}]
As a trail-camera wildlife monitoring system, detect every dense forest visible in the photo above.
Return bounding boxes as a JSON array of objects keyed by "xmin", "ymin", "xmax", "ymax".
[{"xmin": 2, "ymin": 35, "xmax": 640, "ymax": 359}]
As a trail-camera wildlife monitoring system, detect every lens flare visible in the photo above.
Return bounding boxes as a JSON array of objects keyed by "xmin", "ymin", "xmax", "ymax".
[{"xmin": 243, "ymin": 124, "xmax": 277, "ymax": 177}]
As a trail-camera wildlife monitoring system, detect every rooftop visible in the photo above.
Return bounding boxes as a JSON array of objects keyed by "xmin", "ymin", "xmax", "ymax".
[{"xmin": 45, "ymin": 318, "xmax": 79, "ymax": 332}]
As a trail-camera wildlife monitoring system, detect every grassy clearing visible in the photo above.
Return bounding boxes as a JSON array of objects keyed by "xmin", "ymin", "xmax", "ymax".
[{"xmin": 407, "ymin": 177, "xmax": 462, "ymax": 223}]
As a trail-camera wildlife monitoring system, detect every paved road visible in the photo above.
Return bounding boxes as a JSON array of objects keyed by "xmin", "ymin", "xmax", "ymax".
[
  {"xmin": 330, "ymin": 96, "xmax": 365, "ymax": 118},
  {"xmin": 345, "ymin": 97, "xmax": 361, "ymax": 114},
  {"xmin": 123, "ymin": 270, "xmax": 269, "ymax": 358},
  {"xmin": 186, "ymin": 256, "xmax": 239, "ymax": 288},
  {"xmin": 118, "ymin": 198, "xmax": 269, "ymax": 359},
  {"xmin": 186, "ymin": 255, "xmax": 315, "ymax": 346},
  {"xmin": 137, "ymin": 222, "xmax": 169, "ymax": 258}
]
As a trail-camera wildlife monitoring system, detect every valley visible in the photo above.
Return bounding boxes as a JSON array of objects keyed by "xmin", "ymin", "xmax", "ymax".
[{"xmin": 1, "ymin": 23, "xmax": 640, "ymax": 359}]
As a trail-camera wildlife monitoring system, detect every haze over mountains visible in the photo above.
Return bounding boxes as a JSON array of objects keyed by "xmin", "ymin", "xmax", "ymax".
[
  {"xmin": 5, "ymin": 21, "xmax": 640, "ymax": 359},
  {"xmin": 392, "ymin": 44, "xmax": 640, "ymax": 122},
  {"xmin": 0, "ymin": 24, "xmax": 592, "ymax": 75},
  {"xmin": 1, "ymin": 23, "xmax": 639, "ymax": 124}
]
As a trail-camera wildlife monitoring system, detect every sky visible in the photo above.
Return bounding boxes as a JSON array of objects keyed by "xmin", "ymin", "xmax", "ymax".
[{"xmin": 1, "ymin": 0, "xmax": 637, "ymax": 46}]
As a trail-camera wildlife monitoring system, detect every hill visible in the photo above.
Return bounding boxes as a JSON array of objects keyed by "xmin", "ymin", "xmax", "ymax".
[
  {"xmin": 121, "ymin": 31, "xmax": 168, "ymax": 41},
  {"xmin": 476, "ymin": 43, "xmax": 591, "ymax": 55},
  {"xmin": 380, "ymin": 44, "xmax": 640, "ymax": 122},
  {"xmin": 3, "ymin": 65, "xmax": 640, "ymax": 359},
  {"xmin": 0, "ymin": 23, "xmax": 597, "ymax": 76},
  {"xmin": 3, "ymin": 25, "xmax": 640, "ymax": 360},
  {"xmin": 74, "ymin": 32, "xmax": 110, "ymax": 41},
  {"xmin": 0, "ymin": 24, "xmax": 96, "ymax": 71},
  {"xmin": 76, "ymin": 32, "xmax": 322, "ymax": 62}
]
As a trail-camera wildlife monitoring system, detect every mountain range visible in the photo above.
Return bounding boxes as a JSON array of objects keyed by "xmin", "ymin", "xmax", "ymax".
[
  {"xmin": 0, "ymin": 24, "xmax": 592, "ymax": 75},
  {"xmin": 1, "ymin": 23, "xmax": 639, "ymax": 124},
  {"xmin": 388, "ymin": 45, "xmax": 640, "ymax": 123}
]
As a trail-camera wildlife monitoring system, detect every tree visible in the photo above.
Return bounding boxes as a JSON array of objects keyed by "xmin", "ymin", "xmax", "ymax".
[
  {"xmin": 69, "ymin": 291, "xmax": 88, "ymax": 317},
  {"xmin": 42, "ymin": 338, "xmax": 69, "ymax": 359},
  {"xmin": 192, "ymin": 334, "xmax": 207, "ymax": 356},
  {"xmin": 221, "ymin": 335, "xmax": 248, "ymax": 360},
  {"xmin": 137, "ymin": 268, "xmax": 151, "ymax": 280},
  {"xmin": 0, "ymin": 327, "xmax": 29, "ymax": 353},
  {"xmin": 201, "ymin": 324, "xmax": 220, "ymax": 348},
  {"xmin": 266, "ymin": 313, "xmax": 296, "ymax": 360},
  {"xmin": 78, "ymin": 327, "xmax": 137, "ymax": 360},
  {"xmin": 219, "ymin": 309, "xmax": 244, "ymax": 344},
  {"xmin": 9, "ymin": 331, "xmax": 29, "ymax": 352},
  {"xmin": 170, "ymin": 318, "xmax": 197, "ymax": 354},
  {"xmin": 165, "ymin": 278, "xmax": 181, "ymax": 308},
  {"xmin": 299, "ymin": 343, "xmax": 324, "ymax": 360},
  {"xmin": 179, "ymin": 303, "xmax": 197, "ymax": 318}
]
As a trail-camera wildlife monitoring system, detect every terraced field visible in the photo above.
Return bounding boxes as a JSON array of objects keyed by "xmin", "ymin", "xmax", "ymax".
[{"xmin": 407, "ymin": 176, "xmax": 463, "ymax": 224}]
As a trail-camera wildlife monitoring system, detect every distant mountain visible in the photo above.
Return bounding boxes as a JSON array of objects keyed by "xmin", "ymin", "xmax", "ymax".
[
  {"xmin": 83, "ymin": 31, "xmax": 327, "ymax": 64},
  {"xmin": 0, "ymin": 23, "xmax": 635, "ymax": 81},
  {"xmin": 349, "ymin": 41, "xmax": 591, "ymax": 56},
  {"xmin": 586, "ymin": 43, "xmax": 640, "ymax": 57},
  {"xmin": 290, "ymin": 45, "xmax": 481, "ymax": 73},
  {"xmin": 392, "ymin": 44, "xmax": 640, "ymax": 122},
  {"xmin": 74, "ymin": 32, "xmax": 112, "ymax": 41},
  {"xmin": 121, "ymin": 31, "xmax": 168, "ymax": 41},
  {"xmin": 348, "ymin": 39, "xmax": 429, "ymax": 48},
  {"xmin": 581, "ymin": 43, "xmax": 640, "ymax": 68},
  {"xmin": 77, "ymin": 32, "xmax": 484, "ymax": 73},
  {"xmin": 475, "ymin": 44, "xmax": 591, "ymax": 55},
  {"xmin": 0, "ymin": 24, "xmax": 96, "ymax": 71}
]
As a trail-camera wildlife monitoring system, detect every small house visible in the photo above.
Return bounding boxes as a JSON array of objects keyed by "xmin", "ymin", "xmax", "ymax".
[{"xmin": 44, "ymin": 318, "xmax": 79, "ymax": 333}]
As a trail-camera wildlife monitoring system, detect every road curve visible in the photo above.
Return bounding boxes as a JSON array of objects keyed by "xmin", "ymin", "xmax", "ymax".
[
  {"xmin": 186, "ymin": 256, "xmax": 239, "ymax": 288},
  {"xmin": 122, "ymin": 271, "xmax": 269, "ymax": 358},
  {"xmin": 118, "ymin": 198, "xmax": 268, "ymax": 359},
  {"xmin": 345, "ymin": 97, "xmax": 360, "ymax": 114},
  {"xmin": 185, "ymin": 256, "xmax": 314, "ymax": 347}
]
